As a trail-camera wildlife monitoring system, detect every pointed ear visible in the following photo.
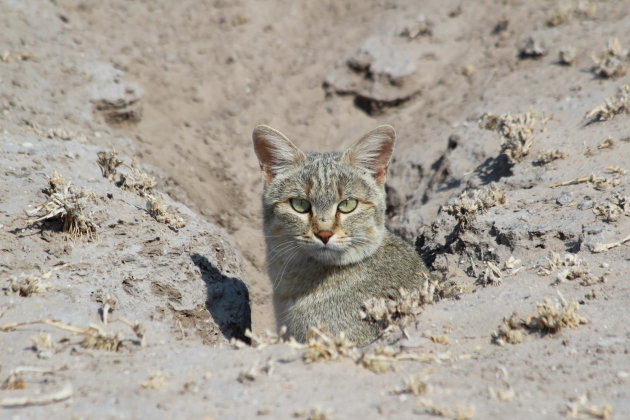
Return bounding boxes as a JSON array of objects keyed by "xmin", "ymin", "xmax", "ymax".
[
  {"xmin": 342, "ymin": 125, "xmax": 395, "ymax": 183},
  {"xmin": 252, "ymin": 125, "xmax": 306, "ymax": 182}
]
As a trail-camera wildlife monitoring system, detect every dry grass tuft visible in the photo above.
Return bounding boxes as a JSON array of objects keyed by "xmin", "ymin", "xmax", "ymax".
[
  {"xmin": 243, "ymin": 326, "xmax": 287, "ymax": 348},
  {"xmin": 493, "ymin": 298, "xmax": 587, "ymax": 344},
  {"xmin": 493, "ymin": 312, "xmax": 525, "ymax": 345},
  {"xmin": 1, "ymin": 373, "xmax": 26, "ymax": 390},
  {"xmin": 96, "ymin": 150, "xmax": 124, "ymax": 180},
  {"xmin": 527, "ymin": 298, "xmax": 588, "ymax": 333},
  {"xmin": 586, "ymin": 84, "xmax": 630, "ymax": 122},
  {"xmin": 518, "ymin": 37, "xmax": 547, "ymax": 59},
  {"xmin": 26, "ymin": 174, "xmax": 97, "ymax": 239},
  {"xmin": 559, "ymin": 47, "xmax": 577, "ymax": 65},
  {"xmin": 141, "ymin": 372, "xmax": 168, "ymax": 390},
  {"xmin": 117, "ymin": 167, "xmax": 156, "ymax": 196},
  {"xmin": 481, "ymin": 110, "xmax": 538, "ymax": 164},
  {"xmin": 4, "ymin": 263, "xmax": 72, "ymax": 297},
  {"xmin": 416, "ymin": 399, "xmax": 474, "ymax": 420},
  {"xmin": 31, "ymin": 332, "xmax": 55, "ymax": 358},
  {"xmin": 147, "ymin": 195, "xmax": 185, "ymax": 229},
  {"xmin": 302, "ymin": 327, "xmax": 359, "ymax": 364},
  {"xmin": 393, "ymin": 373, "xmax": 431, "ymax": 395},
  {"xmin": 593, "ymin": 193, "xmax": 629, "ymax": 222},
  {"xmin": 547, "ymin": 1, "xmax": 597, "ymax": 27},
  {"xmin": 360, "ymin": 282, "xmax": 434, "ymax": 334},
  {"xmin": 536, "ymin": 149, "xmax": 567, "ymax": 165},
  {"xmin": 440, "ymin": 185, "xmax": 507, "ymax": 229},
  {"xmin": 591, "ymin": 38, "xmax": 628, "ymax": 79},
  {"xmin": 1, "ymin": 319, "xmax": 145, "ymax": 352}
]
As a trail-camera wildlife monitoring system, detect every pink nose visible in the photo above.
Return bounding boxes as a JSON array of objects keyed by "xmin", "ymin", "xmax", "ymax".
[{"xmin": 315, "ymin": 230, "xmax": 333, "ymax": 244}]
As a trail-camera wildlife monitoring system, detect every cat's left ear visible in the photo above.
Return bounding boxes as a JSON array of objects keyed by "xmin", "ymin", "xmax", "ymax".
[{"xmin": 342, "ymin": 125, "xmax": 395, "ymax": 184}]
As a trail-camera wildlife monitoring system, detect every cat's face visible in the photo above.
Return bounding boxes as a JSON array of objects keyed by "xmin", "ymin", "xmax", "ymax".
[{"xmin": 253, "ymin": 125, "xmax": 395, "ymax": 266}]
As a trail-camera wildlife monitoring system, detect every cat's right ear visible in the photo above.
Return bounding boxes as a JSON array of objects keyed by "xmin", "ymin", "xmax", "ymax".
[{"xmin": 252, "ymin": 125, "xmax": 306, "ymax": 182}]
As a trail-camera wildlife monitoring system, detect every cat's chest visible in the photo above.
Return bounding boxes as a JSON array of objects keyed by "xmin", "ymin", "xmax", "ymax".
[{"xmin": 270, "ymin": 258, "xmax": 359, "ymax": 299}]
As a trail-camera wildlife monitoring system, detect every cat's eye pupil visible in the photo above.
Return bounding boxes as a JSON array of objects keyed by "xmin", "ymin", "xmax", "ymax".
[
  {"xmin": 290, "ymin": 198, "xmax": 311, "ymax": 213},
  {"xmin": 337, "ymin": 199, "xmax": 358, "ymax": 214}
]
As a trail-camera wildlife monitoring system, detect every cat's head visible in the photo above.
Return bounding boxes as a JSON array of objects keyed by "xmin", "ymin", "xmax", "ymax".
[{"xmin": 252, "ymin": 125, "xmax": 395, "ymax": 266}]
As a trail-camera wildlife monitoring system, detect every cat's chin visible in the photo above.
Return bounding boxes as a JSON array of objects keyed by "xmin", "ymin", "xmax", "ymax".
[{"xmin": 307, "ymin": 244, "xmax": 379, "ymax": 266}]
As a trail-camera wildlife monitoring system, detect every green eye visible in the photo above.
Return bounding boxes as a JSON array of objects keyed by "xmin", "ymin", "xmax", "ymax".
[
  {"xmin": 337, "ymin": 199, "xmax": 358, "ymax": 214},
  {"xmin": 290, "ymin": 198, "xmax": 311, "ymax": 213}
]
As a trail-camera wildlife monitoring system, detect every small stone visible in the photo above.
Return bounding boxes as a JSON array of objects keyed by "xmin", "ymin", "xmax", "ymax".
[
  {"xmin": 578, "ymin": 200, "xmax": 594, "ymax": 210},
  {"xmin": 556, "ymin": 191, "xmax": 573, "ymax": 206}
]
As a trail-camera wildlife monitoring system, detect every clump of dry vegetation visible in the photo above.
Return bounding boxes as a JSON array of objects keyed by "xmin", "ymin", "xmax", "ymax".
[
  {"xmin": 96, "ymin": 150, "xmax": 124, "ymax": 180},
  {"xmin": 536, "ymin": 252, "xmax": 604, "ymax": 286},
  {"xmin": 585, "ymin": 84, "xmax": 630, "ymax": 122},
  {"xmin": 26, "ymin": 172, "xmax": 97, "ymax": 239},
  {"xmin": 1, "ymin": 318, "xmax": 145, "ymax": 352},
  {"xmin": 302, "ymin": 327, "xmax": 359, "ymax": 364},
  {"xmin": 117, "ymin": 167, "xmax": 156, "ymax": 196},
  {"xmin": 558, "ymin": 46, "xmax": 577, "ymax": 65},
  {"xmin": 3, "ymin": 263, "xmax": 73, "ymax": 297},
  {"xmin": 591, "ymin": 38, "xmax": 628, "ymax": 79},
  {"xmin": 518, "ymin": 37, "xmax": 547, "ymax": 59},
  {"xmin": 593, "ymin": 193, "xmax": 629, "ymax": 222},
  {"xmin": 546, "ymin": 1, "xmax": 597, "ymax": 27},
  {"xmin": 493, "ymin": 298, "xmax": 588, "ymax": 345},
  {"xmin": 237, "ymin": 359, "xmax": 273, "ymax": 383},
  {"xmin": 480, "ymin": 110, "xmax": 539, "ymax": 164},
  {"xmin": 31, "ymin": 332, "xmax": 55, "ymax": 359},
  {"xmin": 392, "ymin": 373, "xmax": 431, "ymax": 396},
  {"xmin": 97, "ymin": 150, "xmax": 156, "ymax": 196},
  {"xmin": 147, "ymin": 194, "xmax": 185, "ymax": 229},
  {"xmin": 141, "ymin": 372, "xmax": 168, "ymax": 390},
  {"xmin": 535, "ymin": 149, "xmax": 567, "ymax": 165},
  {"xmin": 5, "ymin": 274, "xmax": 52, "ymax": 297},
  {"xmin": 415, "ymin": 399, "xmax": 474, "ymax": 420},
  {"xmin": 360, "ymin": 281, "xmax": 436, "ymax": 336},
  {"xmin": 440, "ymin": 184, "xmax": 507, "ymax": 229}
]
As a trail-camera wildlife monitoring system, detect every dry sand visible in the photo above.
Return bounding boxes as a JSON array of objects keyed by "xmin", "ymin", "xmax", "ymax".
[{"xmin": 1, "ymin": 0, "xmax": 630, "ymax": 418}]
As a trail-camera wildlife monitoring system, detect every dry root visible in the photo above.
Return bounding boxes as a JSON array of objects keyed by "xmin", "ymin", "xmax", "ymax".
[
  {"xmin": 550, "ymin": 174, "xmax": 621, "ymax": 190},
  {"xmin": 589, "ymin": 232, "xmax": 630, "ymax": 253}
]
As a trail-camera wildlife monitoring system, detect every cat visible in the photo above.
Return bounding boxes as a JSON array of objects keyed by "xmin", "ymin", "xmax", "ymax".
[{"xmin": 252, "ymin": 124, "xmax": 429, "ymax": 345}]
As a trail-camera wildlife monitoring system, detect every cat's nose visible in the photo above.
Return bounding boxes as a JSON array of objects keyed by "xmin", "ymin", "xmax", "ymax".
[{"xmin": 315, "ymin": 230, "xmax": 333, "ymax": 244}]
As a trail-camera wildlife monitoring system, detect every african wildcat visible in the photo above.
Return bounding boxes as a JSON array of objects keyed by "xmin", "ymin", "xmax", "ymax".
[{"xmin": 252, "ymin": 124, "xmax": 428, "ymax": 345}]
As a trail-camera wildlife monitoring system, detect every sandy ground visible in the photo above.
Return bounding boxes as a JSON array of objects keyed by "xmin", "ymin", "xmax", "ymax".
[{"xmin": 1, "ymin": 0, "xmax": 630, "ymax": 418}]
